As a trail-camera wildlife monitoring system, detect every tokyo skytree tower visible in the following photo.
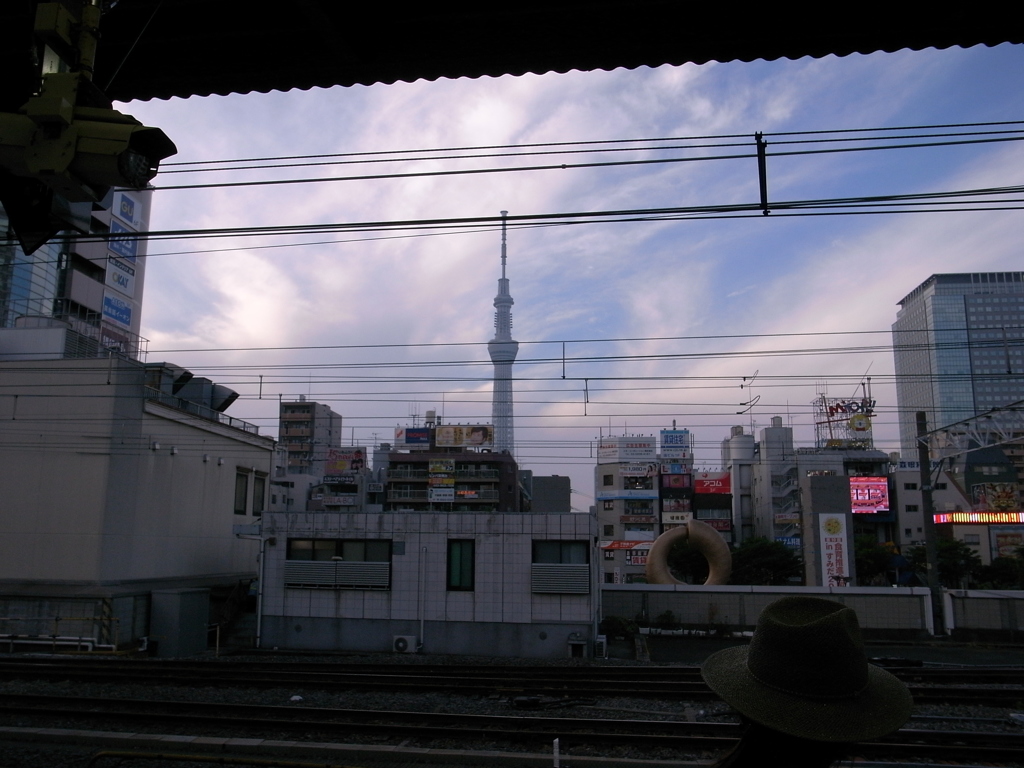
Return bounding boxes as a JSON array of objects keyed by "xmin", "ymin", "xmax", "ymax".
[{"xmin": 487, "ymin": 211, "xmax": 519, "ymax": 454}]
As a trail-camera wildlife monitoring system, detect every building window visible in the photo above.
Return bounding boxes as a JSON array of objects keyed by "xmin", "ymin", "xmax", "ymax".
[
  {"xmin": 905, "ymin": 505, "xmax": 919, "ymax": 512},
  {"xmin": 602, "ymin": 474, "xmax": 613, "ymax": 486},
  {"xmin": 234, "ymin": 472, "xmax": 249, "ymax": 515},
  {"xmin": 602, "ymin": 524, "xmax": 615, "ymax": 536},
  {"xmin": 531, "ymin": 540, "xmax": 590, "ymax": 594},
  {"xmin": 903, "ymin": 483, "xmax": 918, "ymax": 490},
  {"xmin": 603, "ymin": 500, "xmax": 615, "ymax": 511},
  {"xmin": 963, "ymin": 534, "xmax": 981, "ymax": 545},
  {"xmin": 252, "ymin": 474, "xmax": 266, "ymax": 515},
  {"xmin": 934, "ymin": 483, "xmax": 947, "ymax": 490},
  {"xmin": 284, "ymin": 538, "xmax": 392, "ymax": 589},
  {"xmin": 603, "ymin": 549, "xmax": 616, "ymax": 560},
  {"xmin": 447, "ymin": 540, "xmax": 475, "ymax": 591},
  {"xmin": 533, "ymin": 540, "xmax": 589, "ymax": 564}
]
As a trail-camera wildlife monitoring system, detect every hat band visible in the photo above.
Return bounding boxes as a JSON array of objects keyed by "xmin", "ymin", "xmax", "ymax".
[{"xmin": 746, "ymin": 658, "xmax": 870, "ymax": 701}]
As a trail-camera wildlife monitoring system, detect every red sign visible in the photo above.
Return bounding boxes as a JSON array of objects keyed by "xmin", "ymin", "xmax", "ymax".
[
  {"xmin": 850, "ymin": 477, "xmax": 889, "ymax": 514},
  {"xmin": 703, "ymin": 519, "xmax": 733, "ymax": 531},
  {"xmin": 694, "ymin": 471, "xmax": 731, "ymax": 494}
]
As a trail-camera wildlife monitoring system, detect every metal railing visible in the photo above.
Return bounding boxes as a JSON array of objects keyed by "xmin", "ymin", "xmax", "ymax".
[{"xmin": 0, "ymin": 615, "xmax": 120, "ymax": 652}]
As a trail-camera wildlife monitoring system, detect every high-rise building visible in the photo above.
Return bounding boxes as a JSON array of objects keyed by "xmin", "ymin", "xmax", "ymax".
[
  {"xmin": 0, "ymin": 190, "xmax": 152, "ymax": 360},
  {"xmin": 892, "ymin": 273, "xmax": 1024, "ymax": 453},
  {"xmin": 278, "ymin": 398, "xmax": 343, "ymax": 476},
  {"xmin": 487, "ymin": 211, "xmax": 518, "ymax": 454}
]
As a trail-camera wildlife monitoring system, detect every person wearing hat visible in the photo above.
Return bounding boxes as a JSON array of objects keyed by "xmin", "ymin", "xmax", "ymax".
[{"xmin": 701, "ymin": 596, "xmax": 913, "ymax": 768}]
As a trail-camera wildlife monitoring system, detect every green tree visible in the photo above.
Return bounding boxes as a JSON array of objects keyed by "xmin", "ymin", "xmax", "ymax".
[
  {"xmin": 907, "ymin": 538, "xmax": 983, "ymax": 588},
  {"xmin": 854, "ymin": 535, "xmax": 893, "ymax": 586},
  {"xmin": 977, "ymin": 557, "xmax": 1024, "ymax": 589},
  {"xmin": 730, "ymin": 537, "xmax": 803, "ymax": 586},
  {"xmin": 666, "ymin": 537, "xmax": 710, "ymax": 584}
]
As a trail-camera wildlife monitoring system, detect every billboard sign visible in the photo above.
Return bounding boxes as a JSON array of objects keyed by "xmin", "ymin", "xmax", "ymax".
[
  {"xmin": 600, "ymin": 540, "xmax": 654, "ymax": 550},
  {"xmin": 102, "ymin": 292, "xmax": 133, "ymax": 328},
  {"xmin": 694, "ymin": 471, "xmax": 731, "ymax": 494},
  {"xmin": 429, "ymin": 459, "xmax": 455, "ymax": 473},
  {"xmin": 972, "ymin": 482, "xmax": 1019, "ymax": 513},
  {"xmin": 105, "ymin": 257, "xmax": 136, "ymax": 297},
  {"xmin": 325, "ymin": 448, "xmax": 366, "ymax": 474},
  {"xmin": 992, "ymin": 527, "xmax": 1024, "ymax": 558},
  {"xmin": 435, "ymin": 424, "xmax": 494, "ymax": 447},
  {"xmin": 620, "ymin": 463, "xmax": 659, "ymax": 477},
  {"xmin": 112, "ymin": 190, "xmax": 145, "ymax": 229},
  {"xmin": 322, "ymin": 495, "xmax": 356, "ymax": 505},
  {"xmin": 660, "ymin": 429, "xmax": 691, "ymax": 459},
  {"xmin": 598, "ymin": 437, "xmax": 657, "ymax": 462},
  {"xmin": 107, "ymin": 218, "xmax": 138, "ymax": 262},
  {"xmin": 394, "ymin": 427, "xmax": 431, "ymax": 447},
  {"xmin": 819, "ymin": 514, "xmax": 850, "ymax": 587},
  {"xmin": 596, "ymin": 489, "xmax": 659, "ymax": 501},
  {"xmin": 850, "ymin": 477, "xmax": 889, "ymax": 514},
  {"xmin": 662, "ymin": 511, "xmax": 693, "ymax": 525},
  {"xmin": 703, "ymin": 519, "xmax": 732, "ymax": 532},
  {"xmin": 662, "ymin": 473, "xmax": 691, "ymax": 488},
  {"xmin": 626, "ymin": 550, "xmax": 649, "ymax": 566},
  {"xmin": 429, "ymin": 487, "xmax": 455, "ymax": 502}
]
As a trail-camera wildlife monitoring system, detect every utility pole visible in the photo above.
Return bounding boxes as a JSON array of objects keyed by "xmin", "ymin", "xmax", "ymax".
[{"xmin": 916, "ymin": 411, "xmax": 945, "ymax": 635}]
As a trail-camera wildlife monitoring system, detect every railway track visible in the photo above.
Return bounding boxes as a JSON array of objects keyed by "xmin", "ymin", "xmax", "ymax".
[
  {"xmin": 2, "ymin": 693, "xmax": 1024, "ymax": 764},
  {"xmin": 2, "ymin": 658, "xmax": 1024, "ymax": 705}
]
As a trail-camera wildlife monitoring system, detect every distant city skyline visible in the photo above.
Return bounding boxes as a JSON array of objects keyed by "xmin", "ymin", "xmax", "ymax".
[
  {"xmin": 121, "ymin": 43, "xmax": 1024, "ymax": 510},
  {"xmin": 892, "ymin": 272, "xmax": 1024, "ymax": 451}
]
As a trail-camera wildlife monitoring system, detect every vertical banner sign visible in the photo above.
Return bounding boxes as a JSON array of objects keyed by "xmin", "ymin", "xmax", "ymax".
[{"xmin": 819, "ymin": 514, "xmax": 850, "ymax": 587}]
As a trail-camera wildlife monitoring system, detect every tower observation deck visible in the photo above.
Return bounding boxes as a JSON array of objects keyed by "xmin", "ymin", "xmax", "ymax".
[{"xmin": 487, "ymin": 211, "xmax": 519, "ymax": 454}]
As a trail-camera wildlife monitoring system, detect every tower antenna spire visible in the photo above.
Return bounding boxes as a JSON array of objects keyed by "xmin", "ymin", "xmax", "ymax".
[{"xmin": 488, "ymin": 210, "xmax": 519, "ymax": 455}]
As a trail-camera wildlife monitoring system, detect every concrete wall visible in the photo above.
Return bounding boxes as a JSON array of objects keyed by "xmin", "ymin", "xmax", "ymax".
[
  {"xmin": 0, "ymin": 358, "xmax": 273, "ymax": 591},
  {"xmin": 946, "ymin": 589, "xmax": 1024, "ymax": 639},
  {"xmin": 260, "ymin": 511, "xmax": 598, "ymax": 657},
  {"xmin": 602, "ymin": 584, "xmax": 934, "ymax": 636}
]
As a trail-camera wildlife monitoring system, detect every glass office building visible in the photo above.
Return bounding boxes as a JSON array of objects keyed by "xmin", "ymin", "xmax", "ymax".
[{"xmin": 892, "ymin": 273, "xmax": 1024, "ymax": 453}]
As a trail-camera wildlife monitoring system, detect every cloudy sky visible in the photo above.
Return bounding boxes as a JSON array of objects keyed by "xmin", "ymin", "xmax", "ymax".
[{"xmin": 121, "ymin": 43, "xmax": 1024, "ymax": 511}]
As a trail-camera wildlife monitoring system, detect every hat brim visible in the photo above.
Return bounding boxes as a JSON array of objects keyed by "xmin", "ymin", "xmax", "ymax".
[{"xmin": 701, "ymin": 645, "xmax": 913, "ymax": 742}]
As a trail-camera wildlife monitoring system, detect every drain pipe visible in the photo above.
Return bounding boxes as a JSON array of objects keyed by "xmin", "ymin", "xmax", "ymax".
[{"xmin": 418, "ymin": 546, "xmax": 427, "ymax": 651}]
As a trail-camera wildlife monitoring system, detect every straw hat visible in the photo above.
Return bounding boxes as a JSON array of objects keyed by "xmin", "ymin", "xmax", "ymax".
[{"xmin": 701, "ymin": 596, "xmax": 912, "ymax": 742}]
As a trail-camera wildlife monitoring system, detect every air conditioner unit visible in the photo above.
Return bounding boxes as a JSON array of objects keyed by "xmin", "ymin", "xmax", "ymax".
[{"xmin": 392, "ymin": 635, "xmax": 417, "ymax": 653}]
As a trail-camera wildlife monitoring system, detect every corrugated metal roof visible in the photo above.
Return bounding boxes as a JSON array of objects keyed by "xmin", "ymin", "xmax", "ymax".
[{"xmin": 2, "ymin": 2, "xmax": 1022, "ymax": 105}]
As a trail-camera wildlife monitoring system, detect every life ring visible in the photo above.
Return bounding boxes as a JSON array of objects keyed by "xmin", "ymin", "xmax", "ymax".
[{"xmin": 645, "ymin": 519, "xmax": 732, "ymax": 585}]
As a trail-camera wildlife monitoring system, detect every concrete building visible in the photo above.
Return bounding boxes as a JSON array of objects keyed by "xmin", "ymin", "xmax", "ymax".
[
  {"xmin": 258, "ymin": 511, "xmax": 597, "ymax": 658},
  {"xmin": 893, "ymin": 446, "xmax": 1023, "ymax": 569},
  {"xmin": 278, "ymin": 398, "xmax": 342, "ymax": 476},
  {"xmin": 720, "ymin": 426, "xmax": 755, "ymax": 542},
  {"xmin": 383, "ymin": 449, "xmax": 520, "ymax": 514},
  {"xmin": 596, "ymin": 431, "xmax": 695, "ymax": 584},
  {"xmin": 892, "ymin": 272, "xmax": 1024, "ymax": 456},
  {"xmin": 0, "ymin": 357, "xmax": 274, "ymax": 650},
  {"xmin": 1, "ymin": 190, "xmax": 152, "ymax": 360},
  {"xmin": 746, "ymin": 413, "xmax": 893, "ymax": 586},
  {"xmin": 257, "ymin": 427, "xmax": 598, "ymax": 657}
]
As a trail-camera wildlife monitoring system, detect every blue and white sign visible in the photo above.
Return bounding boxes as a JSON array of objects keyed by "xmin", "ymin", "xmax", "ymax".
[
  {"xmin": 102, "ymin": 292, "xmax": 133, "ymax": 329},
  {"xmin": 660, "ymin": 429, "xmax": 691, "ymax": 459},
  {"xmin": 107, "ymin": 219, "xmax": 138, "ymax": 263},
  {"xmin": 105, "ymin": 257, "xmax": 136, "ymax": 297},
  {"xmin": 112, "ymin": 191, "xmax": 145, "ymax": 230}
]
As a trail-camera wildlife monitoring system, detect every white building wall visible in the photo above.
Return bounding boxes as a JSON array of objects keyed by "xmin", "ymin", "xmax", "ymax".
[
  {"xmin": 0, "ymin": 358, "xmax": 272, "ymax": 588},
  {"xmin": 260, "ymin": 511, "xmax": 598, "ymax": 657}
]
